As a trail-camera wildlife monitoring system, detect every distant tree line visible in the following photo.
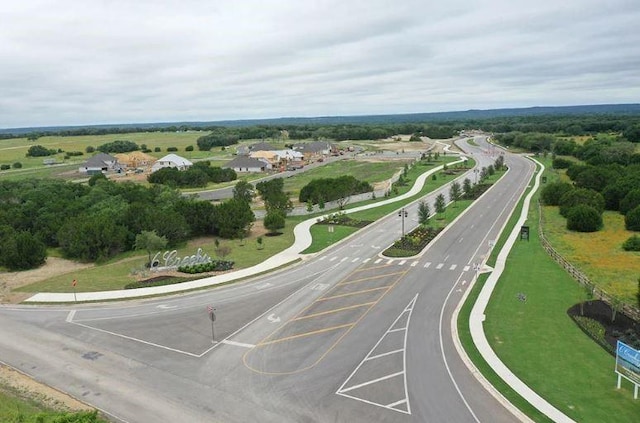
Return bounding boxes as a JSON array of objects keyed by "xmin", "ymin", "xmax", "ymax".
[{"xmin": 0, "ymin": 178, "xmax": 254, "ymax": 270}]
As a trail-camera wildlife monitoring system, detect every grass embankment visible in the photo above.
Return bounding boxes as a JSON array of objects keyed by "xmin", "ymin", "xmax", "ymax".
[
  {"xmin": 458, "ymin": 157, "xmax": 640, "ymax": 422},
  {"xmin": 0, "ymin": 389, "xmax": 104, "ymax": 423}
]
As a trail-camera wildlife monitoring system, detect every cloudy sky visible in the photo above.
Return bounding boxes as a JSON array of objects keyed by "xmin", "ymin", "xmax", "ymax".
[{"xmin": 1, "ymin": 0, "xmax": 639, "ymax": 129}]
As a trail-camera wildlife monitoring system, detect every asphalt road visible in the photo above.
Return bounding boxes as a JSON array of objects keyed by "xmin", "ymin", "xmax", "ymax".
[{"xmin": 0, "ymin": 136, "xmax": 536, "ymax": 422}]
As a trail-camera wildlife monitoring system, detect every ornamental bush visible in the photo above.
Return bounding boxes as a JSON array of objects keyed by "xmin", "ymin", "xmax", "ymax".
[
  {"xmin": 625, "ymin": 205, "xmax": 640, "ymax": 231},
  {"xmin": 178, "ymin": 260, "xmax": 234, "ymax": 274},
  {"xmin": 622, "ymin": 235, "xmax": 640, "ymax": 251},
  {"xmin": 559, "ymin": 188, "xmax": 605, "ymax": 217},
  {"xmin": 566, "ymin": 204, "xmax": 603, "ymax": 232},
  {"xmin": 540, "ymin": 182, "xmax": 573, "ymax": 206}
]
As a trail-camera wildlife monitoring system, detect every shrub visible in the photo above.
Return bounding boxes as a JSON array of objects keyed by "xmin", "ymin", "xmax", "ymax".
[
  {"xmin": 12, "ymin": 162, "xmax": 22, "ymax": 169},
  {"xmin": 0, "ymin": 164, "xmax": 9, "ymax": 170},
  {"xmin": 178, "ymin": 260, "xmax": 234, "ymax": 274},
  {"xmin": 620, "ymin": 189, "xmax": 640, "ymax": 215},
  {"xmin": 154, "ymin": 147, "xmax": 161, "ymax": 152},
  {"xmin": 97, "ymin": 140, "xmax": 139, "ymax": 153},
  {"xmin": 625, "ymin": 205, "xmax": 640, "ymax": 231},
  {"xmin": 86, "ymin": 145, "xmax": 95, "ymax": 153},
  {"xmin": 552, "ymin": 157, "xmax": 573, "ymax": 169},
  {"xmin": 540, "ymin": 182, "xmax": 573, "ymax": 206},
  {"xmin": 559, "ymin": 188, "xmax": 605, "ymax": 217},
  {"xmin": 622, "ymin": 235, "xmax": 640, "ymax": 251},
  {"xmin": 185, "ymin": 145, "xmax": 194, "ymax": 151},
  {"xmin": 264, "ymin": 211, "xmax": 285, "ymax": 234},
  {"xmin": 167, "ymin": 146, "xmax": 178, "ymax": 152},
  {"xmin": 26, "ymin": 144, "xmax": 56, "ymax": 157},
  {"xmin": 566, "ymin": 205, "xmax": 602, "ymax": 232}
]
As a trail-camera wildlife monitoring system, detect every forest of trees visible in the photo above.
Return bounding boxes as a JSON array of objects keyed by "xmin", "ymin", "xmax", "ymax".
[{"xmin": 0, "ymin": 178, "xmax": 254, "ymax": 270}]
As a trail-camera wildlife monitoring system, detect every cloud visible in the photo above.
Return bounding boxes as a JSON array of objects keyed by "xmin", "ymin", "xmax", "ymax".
[{"xmin": 1, "ymin": 0, "xmax": 639, "ymax": 128}]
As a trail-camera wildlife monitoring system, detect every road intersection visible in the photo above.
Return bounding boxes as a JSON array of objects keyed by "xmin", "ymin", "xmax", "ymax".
[{"xmin": 0, "ymin": 136, "xmax": 546, "ymax": 422}]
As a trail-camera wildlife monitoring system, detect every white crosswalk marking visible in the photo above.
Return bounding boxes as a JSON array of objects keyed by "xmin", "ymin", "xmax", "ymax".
[
  {"xmin": 411, "ymin": 261, "xmax": 418, "ymax": 267},
  {"xmin": 362, "ymin": 258, "xmax": 371, "ymax": 263},
  {"xmin": 463, "ymin": 265, "xmax": 470, "ymax": 271},
  {"xmin": 424, "ymin": 262, "xmax": 431, "ymax": 268},
  {"xmin": 398, "ymin": 260, "xmax": 406, "ymax": 266},
  {"xmin": 386, "ymin": 259, "xmax": 394, "ymax": 265},
  {"xmin": 436, "ymin": 263, "xmax": 444, "ymax": 269},
  {"xmin": 340, "ymin": 257, "xmax": 349, "ymax": 262},
  {"xmin": 374, "ymin": 258, "xmax": 382, "ymax": 264},
  {"xmin": 329, "ymin": 257, "xmax": 337, "ymax": 262},
  {"xmin": 449, "ymin": 264, "xmax": 457, "ymax": 270},
  {"xmin": 352, "ymin": 258, "xmax": 360, "ymax": 263},
  {"xmin": 319, "ymin": 256, "xmax": 326, "ymax": 260}
]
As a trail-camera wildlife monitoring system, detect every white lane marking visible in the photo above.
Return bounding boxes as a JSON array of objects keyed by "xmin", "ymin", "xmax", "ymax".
[
  {"xmin": 267, "ymin": 314, "xmax": 281, "ymax": 323},
  {"xmin": 386, "ymin": 259, "xmax": 394, "ymax": 265},
  {"xmin": 156, "ymin": 304, "xmax": 177, "ymax": 310},
  {"xmin": 339, "ymin": 371, "xmax": 404, "ymax": 394},
  {"xmin": 352, "ymin": 258, "xmax": 360, "ymax": 263},
  {"xmin": 255, "ymin": 282, "xmax": 273, "ymax": 290},
  {"xmin": 221, "ymin": 339, "xmax": 255, "ymax": 349},
  {"xmin": 340, "ymin": 257, "xmax": 349, "ymax": 262},
  {"xmin": 444, "ymin": 255, "xmax": 450, "ymax": 261},
  {"xmin": 424, "ymin": 262, "xmax": 431, "ymax": 268},
  {"xmin": 463, "ymin": 265, "xmax": 470, "ymax": 272},
  {"xmin": 440, "ymin": 272, "xmax": 481, "ymax": 423},
  {"xmin": 374, "ymin": 258, "xmax": 382, "ymax": 264},
  {"xmin": 362, "ymin": 258, "xmax": 371, "ymax": 263},
  {"xmin": 458, "ymin": 238, "xmax": 464, "ymax": 243},
  {"xmin": 318, "ymin": 256, "xmax": 326, "ymax": 260},
  {"xmin": 449, "ymin": 264, "xmax": 458, "ymax": 270},
  {"xmin": 388, "ymin": 327, "xmax": 406, "ymax": 333},
  {"xmin": 366, "ymin": 348, "xmax": 403, "ymax": 361},
  {"xmin": 329, "ymin": 256, "xmax": 338, "ymax": 262},
  {"xmin": 311, "ymin": 283, "xmax": 329, "ymax": 291},
  {"xmin": 411, "ymin": 261, "xmax": 419, "ymax": 267},
  {"xmin": 66, "ymin": 310, "xmax": 76, "ymax": 323},
  {"xmin": 337, "ymin": 294, "xmax": 417, "ymax": 415},
  {"xmin": 436, "ymin": 263, "xmax": 444, "ymax": 269},
  {"xmin": 398, "ymin": 260, "xmax": 406, "ymax": 266}
]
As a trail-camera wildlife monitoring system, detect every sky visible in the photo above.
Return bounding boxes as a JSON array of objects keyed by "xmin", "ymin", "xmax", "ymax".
[{"xmin": 1, "ymin": 0, "xmax": 639, "ymax": 129}]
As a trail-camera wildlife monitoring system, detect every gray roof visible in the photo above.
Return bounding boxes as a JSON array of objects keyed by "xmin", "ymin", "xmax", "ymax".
[
  {"xmin": 83, "ymin": 153, "xmax": 117, "ymax": 168},
  {"xmin": 250, "ymin": 141, "xmax": 276, "ymax": 151},
  {"xmin": 293, "ymin": 141, "xmax": 331, "ymax": 153},
  {"xmin": 223, "ymin": 156, "xmax": 268, "ymax": 169}
]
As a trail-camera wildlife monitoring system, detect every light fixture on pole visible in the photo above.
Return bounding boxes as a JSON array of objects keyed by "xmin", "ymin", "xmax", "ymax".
[{"xmin": 398, "ymin": 208, "xmax": 408, "ymax": 237}]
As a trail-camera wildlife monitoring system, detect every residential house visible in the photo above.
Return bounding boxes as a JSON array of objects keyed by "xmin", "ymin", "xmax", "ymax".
[
  {"xmin": 293, "ymin": 141, "xmax": 332, "ymax": 161},
  {"xmin": 114, "ymin": 151, "xmax": 157, "ymax": 170},
  {"xmin": 78, "ymin": 153, "xmax": 120, "ymax": 174},
  {"xmin": 151, "ymin": 153, "xmax": 193, "ymax": 173},
  {"xmin": 223, "ymin": 156, "xmax": 270, "ymax": 173},
  {"xmin": 249, "ymin": 141, "xmax": 276, "ymax": 152}
]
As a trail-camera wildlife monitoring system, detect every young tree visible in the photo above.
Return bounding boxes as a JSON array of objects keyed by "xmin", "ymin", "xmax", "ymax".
[
  {"xmin": 233, "ymin": 180, "xmax": 254, "ymax": 203},
  {"xmin": 462, "ymin": 178, "xmax": 472, "ymax": 199},
  {"xmin": 449, "ymin": 181, "xmax": 462, "ymax": 207},
  {"xmin": 264, "ymin": 211, "xmax": 286, "ymax": 234},
  {"xmin": 418, "ymin": 200, "xmax": 431, "ymax": 226},
  {"xmin": 435, "ymin": 193, "xmax": 446, "ymax": 218},
  {"xmin": 134, "ymin": 230, "xmax": 168, "ymax": 267}
]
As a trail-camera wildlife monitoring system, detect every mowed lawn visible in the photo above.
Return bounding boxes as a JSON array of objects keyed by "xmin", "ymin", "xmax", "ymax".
[{"xmin": 482, "ymin": 195, "xmax": 640, "ymax": 422}]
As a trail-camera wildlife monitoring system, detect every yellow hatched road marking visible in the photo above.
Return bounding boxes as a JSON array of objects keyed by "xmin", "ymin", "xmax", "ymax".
[
  {"xmin": 317, "ymin": 286, "xmax": 390, "ymax": 302},
  {"xmin": 258, "ymin": 323, "xmax": 354, "ymax": 346},
  {"xmin": 291, "ymin": 302, "xmax": 376, "ymax": 321}
]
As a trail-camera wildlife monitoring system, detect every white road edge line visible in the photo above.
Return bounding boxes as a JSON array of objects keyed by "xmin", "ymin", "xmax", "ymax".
[{"xmin": 221, "ymin": 339, "xmax": 255, "ymax": 349}]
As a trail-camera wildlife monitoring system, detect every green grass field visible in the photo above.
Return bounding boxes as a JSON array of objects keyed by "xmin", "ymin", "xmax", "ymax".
[
  {"xmin": 0, "ymin": 388, "xmax": 104, "ymax": 423},
  {"xmin": 458, "ymin": 158, "xmax": 640, "ymax": 422}
]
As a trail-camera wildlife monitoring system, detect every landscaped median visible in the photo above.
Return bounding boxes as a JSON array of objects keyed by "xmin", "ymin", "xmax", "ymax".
[{"xmin": 457, "ymin": 157, "xmax": 640, "ymax": 423}]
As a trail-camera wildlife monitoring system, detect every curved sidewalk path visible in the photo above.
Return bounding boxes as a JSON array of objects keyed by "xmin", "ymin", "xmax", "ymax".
[{"xmin": 25, "ymin": 154, "xmax": 465, "ymax": 303}]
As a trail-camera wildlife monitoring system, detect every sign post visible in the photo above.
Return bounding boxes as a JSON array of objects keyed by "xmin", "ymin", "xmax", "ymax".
[
  {"xmin": 72, "ymin": 279, "xmax": 77, "ymax": 303},
  {"xmin": 207, "ymin": 306, "xmax": 216, "ymax": 342},
  {"xmin": 615, "ymin": 340, "xmax": 640, "ymax": 399}
]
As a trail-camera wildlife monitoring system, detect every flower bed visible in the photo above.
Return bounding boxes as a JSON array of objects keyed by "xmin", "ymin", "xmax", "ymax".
[{"xmin": 383, "ymin": 226, "xmax": 443, "ymax": 257}]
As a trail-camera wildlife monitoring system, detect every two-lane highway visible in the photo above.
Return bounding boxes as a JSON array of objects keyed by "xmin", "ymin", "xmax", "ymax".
[{"xmin": 0, "ymin": 136, "xmax": 536, "ymax": 422}]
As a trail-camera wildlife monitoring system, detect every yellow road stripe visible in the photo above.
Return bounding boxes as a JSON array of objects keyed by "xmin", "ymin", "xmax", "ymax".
[
  {"xmin": 291, "ymin": 302, "xmax": 376, "ymax": 321},
  {"xmin": 258, "ymin": 323, "xmax": 354, "ymax": 346},
  {"xmin": 317, "ymin": 286, "xmax": 389, "ymax": 301},
  {"xmin": 336, "ymin": 271, "xmax": 406, "ymax": 286}
]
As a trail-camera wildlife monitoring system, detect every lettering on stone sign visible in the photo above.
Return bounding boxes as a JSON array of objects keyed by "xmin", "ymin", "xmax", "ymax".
[{"xmin": 150, "ymin": 248, "xmax": 212, "ymax": 271}]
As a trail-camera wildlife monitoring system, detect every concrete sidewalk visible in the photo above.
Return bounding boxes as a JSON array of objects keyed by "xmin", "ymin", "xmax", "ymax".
[{"xmin": 25, "ymin": 156, "xmax": 464, "ymax": 303}]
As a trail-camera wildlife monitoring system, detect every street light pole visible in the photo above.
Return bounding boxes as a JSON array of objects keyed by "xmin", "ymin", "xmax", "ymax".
[{"xmin": 398, "ymin": 208, "xmax": 408, "ymax": 237}]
